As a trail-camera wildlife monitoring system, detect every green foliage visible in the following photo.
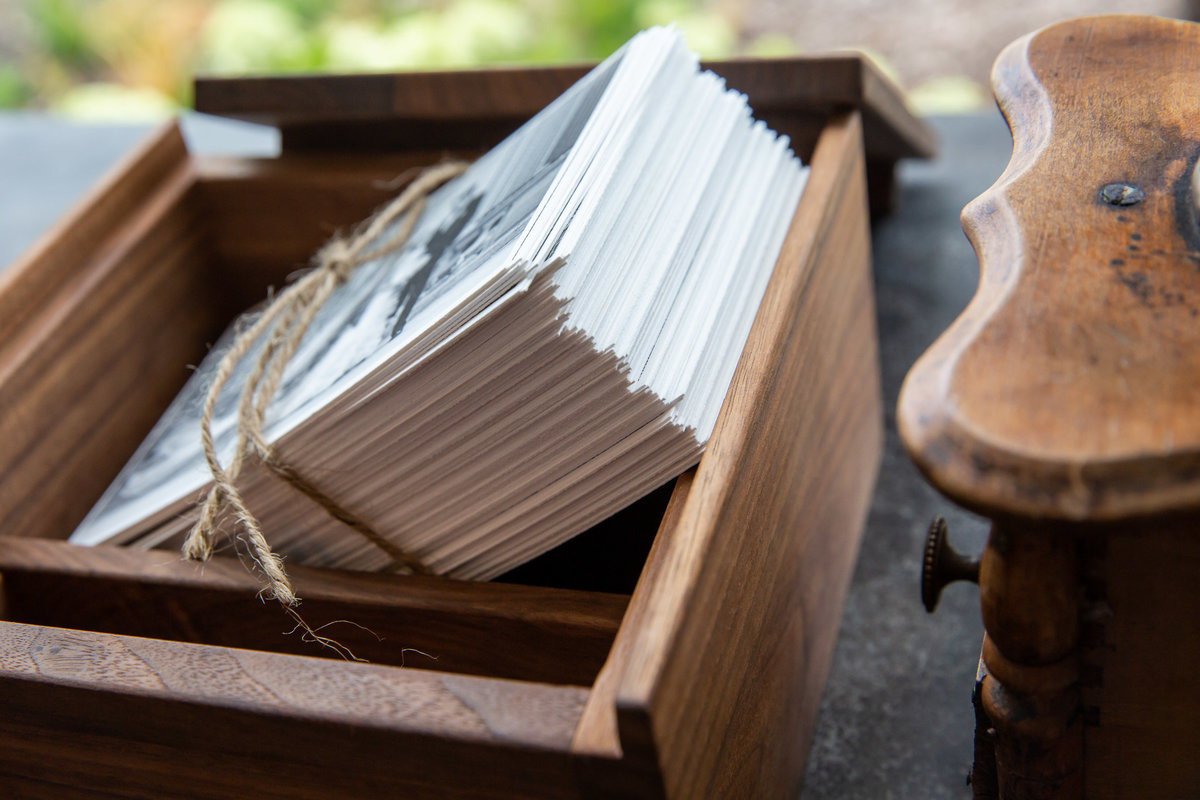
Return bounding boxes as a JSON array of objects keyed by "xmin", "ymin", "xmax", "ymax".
[
  {"xmin": 635, "ymin": 0, "xmax": 734, "ymax": 57},
  {"xmin": 15, "ymin": 0, "xmax": 767, "ymax": 115},
  {"xmin": 568, "ymin": 0, "xmax": 643, "ymax": 59},
  {"xmin": 53, "ymin": 82, "xmax": 177, "ymax": 120},
  {"xmin": 26, "ymin": 0, "xmax": 99, "ymax": 68},
  {"xmin": 199, "ymin": 0, "xmax": 323, "ymax": 73},
  {"xmin": 320, "ymin": 1, "xmax": 540, "ymax": 71},
  {"xmin": 193, "ymin": 0, "xmax": 740, "ymax": 75},
  {"xmin": 265, "ymin": 0, "xmax": 338, "ymax": 24},
  {"xmin": 0, "ymin": 67, "xmax": 34, "ymax": 109},
  {"xmin": 908, "ymin": 75, "xmax": 988, "ymax": 115},
  {"xmin": 742, "ymin": 32, "xmax": 797, "ymax": 59}
]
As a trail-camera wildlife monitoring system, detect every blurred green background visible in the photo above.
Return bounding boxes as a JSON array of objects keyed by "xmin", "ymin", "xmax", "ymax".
[
  {"xmin": 0, "ymin": 0, "xmax": 800, "ymax": 119},
  {"xmin": 2, "ymin": 0, "xmax": 1191, "ymax": 120}
]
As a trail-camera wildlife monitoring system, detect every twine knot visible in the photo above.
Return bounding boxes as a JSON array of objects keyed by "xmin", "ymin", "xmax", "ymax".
[
  {"xmin": 182, "ymin": 160, "xmax": 470, "ymax": 606},
  {"xmin": 317, "ymin": 239, "xmax": 358, "ymax": 284}
]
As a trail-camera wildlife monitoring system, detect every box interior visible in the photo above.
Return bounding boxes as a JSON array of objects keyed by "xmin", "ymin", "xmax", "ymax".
[
  {"xmin": 0, "ymin": 59, "xmax": 918, "ymax": 793},
  {"xmin": 0, "ymin": 138, "xmax": 691, "ymax": 687}
]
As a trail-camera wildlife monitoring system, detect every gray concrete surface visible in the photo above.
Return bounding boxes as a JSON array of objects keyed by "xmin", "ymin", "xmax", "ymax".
[
  {"xmin": 0, "ymin": 113, "xmax": 275, "ymax": 268},
  {"xmin": 798, "ymin": 112, "xmax": 1008, "ymax": 800},
  {"xmin": 743, "ymin": 1, "xmax": 1191, "ymax": 87},
  {"xmin": 0, "ymin": 111, "xmax": 1012, "ymax": 798}
]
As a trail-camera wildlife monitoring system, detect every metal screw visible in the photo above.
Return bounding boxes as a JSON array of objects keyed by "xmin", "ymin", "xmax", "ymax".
[{"xmin": 1100, "ymin": 182, "xmax": 1145, "ymax": 206}]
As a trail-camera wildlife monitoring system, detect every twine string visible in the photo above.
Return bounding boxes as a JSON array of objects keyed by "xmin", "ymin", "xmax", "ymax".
[{"xmin": 183, "ymin": 161, "xmax": 470, "ymax": 606}]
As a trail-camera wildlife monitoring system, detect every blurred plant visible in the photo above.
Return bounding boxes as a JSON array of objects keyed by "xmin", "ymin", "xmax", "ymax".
[
  {"xmin": 21, "ymin": 0, "xmax": 208, "ymax": 116},
  {"xmin": 11, "ymin": 0, "xmax": 801, "ymax": 120},
  {"xmin": 0, "ymin": 67, "xmax": 34, "ymax": 109},
  {"xmin": 317, "ymin": 0, "xmax": 540, "ymax": 71},
  {"xmin": 637, "ymin": 0, "xmax": 736, "ymax": 57},
  {"xmin": 54, "ymin": 82, "xmax": 178, "ymax": 120},
  {"xmin": 26, "ymin": 0, "xmax": 98, "ymax": 70},
  {"xmin": 907, "ymin": 74, "xmax": 988, "ymax": 115},
  {"xmin": 199, "ymin": 0, "xmax": 322, "ymax": 74}
]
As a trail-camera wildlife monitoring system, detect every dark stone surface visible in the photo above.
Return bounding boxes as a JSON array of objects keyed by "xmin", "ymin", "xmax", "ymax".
[
  {"xmin": 799, "ymin": 112, "xmax": 1012, "ymax": 799},
  {"xmin": 1, "ymin": 111, "xmax": 1017, "ymax": 798},
  {"xmin": 0, "ymin": 113, "xmax": 275, "ymax": 269},
  {"xmin": 0, "ymin": 115, "xmax": 146, "ymax": 269}
]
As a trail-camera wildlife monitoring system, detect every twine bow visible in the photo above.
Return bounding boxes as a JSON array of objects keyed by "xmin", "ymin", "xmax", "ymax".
[{"xmin": 183, "ymin": 160, "xmax": 470, "ymax": 606}]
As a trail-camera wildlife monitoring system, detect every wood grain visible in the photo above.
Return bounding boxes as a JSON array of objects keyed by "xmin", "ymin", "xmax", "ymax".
[
  {"xmin": 572, "ymin": 470, "xmax": 694, "ymax": 757},
  {"xmin": 0, "ymin": 124, "xmax": 186, "ymax": 349},
  {"xmin": 583, "ymin": 112, "xmax": 880, "ymax": 799},
  {"xmin": 0, "ymin": 620, "xmax": 589, "ymax": 799},
  {"xmin": 0, "ymin": 537, "xmax": 626, "ymax": 685},
  {"xmin": 979, "ymin": 525, "xmax": 1079, "ymax": 666},
  {"xmin": 194, "ymin": 55, "xmax": 934, "ymax": 160},
  {"xmin": 1080, "ymin": 522, "xmax": 1200, "ymax": 800},
  {"xmin": 194, "ymin": 55, "xmax": 934, "ymax": 215},
  {"xmin": 898, "ymin": 15, "xmax": 1200, "ymax": 522},
  {"xmin": 898, "ymin": 16, "xmax": 1200, "ymax": 800},
  {"xmin": 0, "ymin": 123, "xmax": 224, "ymax": 541},
  {"xmin": 978, "ymin": 524, "xmax": 1082, "ymax": 799},
  {"xmin": 0, "ymin": 59, "xmax": 902, "ymax": 796},
  {"xmin": 194, "ymin": 152, "xmax": 481, "ymax": 314}
]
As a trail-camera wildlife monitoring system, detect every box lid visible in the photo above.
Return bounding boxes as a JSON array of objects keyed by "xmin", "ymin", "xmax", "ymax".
[{"xmin": 193, "ymin": 54, "xmax": 935, "ymax": 162}]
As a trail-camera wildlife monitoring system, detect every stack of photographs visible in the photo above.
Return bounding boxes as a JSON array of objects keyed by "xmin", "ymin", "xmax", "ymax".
[{"xmin": 70, "ymin": 27, "xmax": 809, "ymax": 579}]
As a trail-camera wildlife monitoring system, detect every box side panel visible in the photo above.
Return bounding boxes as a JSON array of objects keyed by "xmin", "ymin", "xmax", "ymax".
[
  {"xmin": 192, "ymin": 56, "xmax": 934, "ymax": 164},
  {"xmin": 0, "ymin": 537, "xmax": 625, "ymax": 684},
  {"xmin": 0, "ymin": 124, "xmax": 189, "ymax": 347},
  {"xmin": 605, "ymin": 112, "xmax": 881, "ymax": 798},
  {"xmin": 0, "ymin": 621, "xmax": 586, "ymax": 799},
  {"xmin": 0, "ymin": 131, "xmax": 225, "ymax": 541},
  {"xmin": 194, "ymin": 153, "xmax": 478, "ymax": 310}
]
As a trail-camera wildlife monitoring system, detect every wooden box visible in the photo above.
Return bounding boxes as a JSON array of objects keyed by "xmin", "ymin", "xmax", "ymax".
[{"xmin": 0, "ymin": 57, "xmax": 932, "ymax": 798}]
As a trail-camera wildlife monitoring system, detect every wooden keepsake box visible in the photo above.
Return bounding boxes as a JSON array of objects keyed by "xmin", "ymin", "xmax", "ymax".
[{"xmin": 0, "ymin": 57, "xmax": 932, "ymax": 798}]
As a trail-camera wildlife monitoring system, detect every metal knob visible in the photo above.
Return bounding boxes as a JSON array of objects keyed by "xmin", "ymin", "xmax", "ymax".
[{"xmin": 922, "ymin": 516, "xmax": 980, "ymax": 613}]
